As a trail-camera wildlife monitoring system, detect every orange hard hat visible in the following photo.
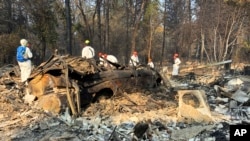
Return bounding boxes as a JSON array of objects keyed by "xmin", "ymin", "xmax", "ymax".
[{"xmin": 174, "ymin": 53, "xmax": 179, "ymax": 57}]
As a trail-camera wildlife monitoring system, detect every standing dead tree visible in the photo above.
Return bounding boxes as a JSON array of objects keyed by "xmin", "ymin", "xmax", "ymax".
[
  {"xmin": 127, "ymin": 0, "xmax": 146, "ymax": 54},
  {"xmin": 197, "ymin": 1, "xmax": 246, "ymax": 63}
]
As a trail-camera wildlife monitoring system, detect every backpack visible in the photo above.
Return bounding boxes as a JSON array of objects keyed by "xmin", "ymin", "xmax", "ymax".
[{"xmin": 16, "ymin": 46, "xmax": 28, "ymax": 62}]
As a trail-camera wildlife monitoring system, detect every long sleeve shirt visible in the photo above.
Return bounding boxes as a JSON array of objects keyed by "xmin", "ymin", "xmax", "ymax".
[
  {"xmin": 174, "ymin": 58, "xmax": 181, "ymax": 65},
  {"xmin": 82, "ymin": 46, "xmax": 95, "ymax": 59},
  {"xmin": 106, "ymin": 55, "xmax": 118, "ymax": 63},
  {"xmin": 129, "ymin": 55, "xmax": 139, "ymax": 66},
  {"xmin": 23, "ymin": 47, "xmax": 33, "ymax": 59}
]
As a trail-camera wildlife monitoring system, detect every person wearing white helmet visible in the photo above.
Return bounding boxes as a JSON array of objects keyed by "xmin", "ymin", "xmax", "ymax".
[
  {"xmin": 81, "ymin": 40, "xmax": 95, "ymax": 59},
  {"xmin": 16, "ymin": 39, "xmax": 33, "ymax": 84}
]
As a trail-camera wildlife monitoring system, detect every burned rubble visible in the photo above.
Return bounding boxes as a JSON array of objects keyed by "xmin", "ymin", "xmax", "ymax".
[{"xmin": 0, "ymin": 55, "xmax": 250, "ymax": 141}]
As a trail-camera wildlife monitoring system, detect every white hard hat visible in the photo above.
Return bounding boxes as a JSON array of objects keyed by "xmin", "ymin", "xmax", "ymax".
[{"xmin": 20, "ymin": 39, "xmax": 28, "ymax": 46}]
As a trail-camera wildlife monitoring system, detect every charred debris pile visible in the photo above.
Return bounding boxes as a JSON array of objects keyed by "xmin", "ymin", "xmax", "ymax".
[{"xmin": 0, "ymin": 55, "xmax": 250, "ymax": 141}]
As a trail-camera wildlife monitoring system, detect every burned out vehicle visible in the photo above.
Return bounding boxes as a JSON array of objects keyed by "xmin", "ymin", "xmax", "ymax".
[
  {"xmin": 78, "ymin": 65, "xmax": 162, "ymax": 102},
  {"xmin": 24, "ymin": 55, "xmax": 163, "ymax": 115}
]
